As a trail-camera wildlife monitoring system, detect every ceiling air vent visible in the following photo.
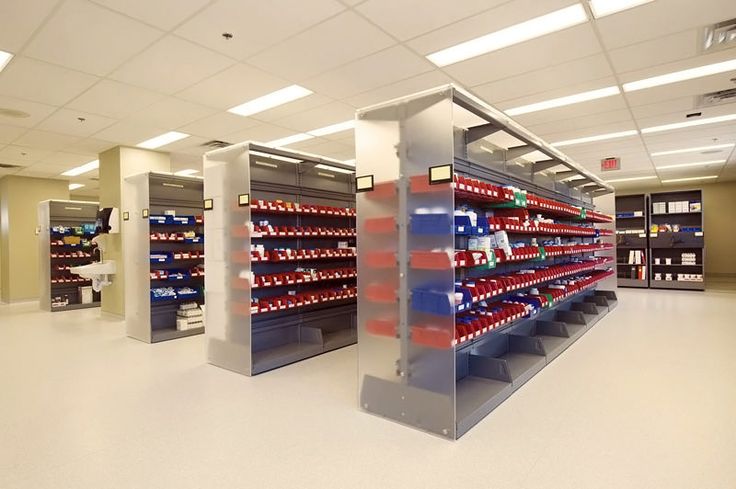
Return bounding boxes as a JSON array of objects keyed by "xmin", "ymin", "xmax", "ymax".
[
  {"xmin": 703, "ymin": 18, "xmax": 736, "ymax": 52},
  {"xmin": 697, "ymin": 88, "xmax": 736, "ymax": 107},
  {"xmin": 0, "ymin": 163, "xmax": 21, "ymax": 169},
  {"xmin": 201, "ymin": 140, "xmax": 232, "ymax": 149}
]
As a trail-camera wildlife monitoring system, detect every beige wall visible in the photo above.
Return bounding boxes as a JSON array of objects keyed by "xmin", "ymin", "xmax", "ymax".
[
  {"xmin": 0, "ymin": 176, "xmax": 69, "ymax": 302},
  {"xmin": 99, "ymin": 146, "xmax": 170, "ymax": 317},
  {"xmin": 619, "ymin": 181, "xmax": 736, "ymax": 277}
]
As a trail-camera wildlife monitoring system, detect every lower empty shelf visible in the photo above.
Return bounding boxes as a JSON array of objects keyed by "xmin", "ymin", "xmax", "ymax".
[
  {"xmin": 650, "ymin": 279, "xmax": 704, "ymax": 291},
  {"xmin": 151, "ymin": 326, "xmax": 205, "ymax": 343},
  {"xmin": 617, "ymin": 277, "xmax": 648, "ymax": 288},
  {"xmin": 456, "ymin": 375, "xmax": 514, "ymax": 437},
  {"xmin": 252, "ymin": 342, "xmax": 324, "ymax": 374}
]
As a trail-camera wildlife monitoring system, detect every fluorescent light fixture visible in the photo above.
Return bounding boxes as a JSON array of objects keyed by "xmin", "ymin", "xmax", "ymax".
[
  {"xmin": 604, "ymin": 175, "xmax": 658, "ymax": 183},
  {"xmin": 308, "ymin": 120, "xmax": 354, "ymax": 137},
  {"xmin": 136, "ymin": 131, "xmax": 189, "ymax": 149},
  {"xmin": 0, "ymin": 50, "xmax": 13, "ymax": 72},
  {"xmin": 623, "ymin": 58, "xmax": 736, "ymax": 92},
  {"xmin": 506, "ymin": 86, "xmax": 620, "ymax": 116},
  {"xmin": 426, "ymin": 4, "xmax": 588, "ymax": 67},
  {"xmin": 589, "ymin": 0, "xmax": 654, "ymax": 18},
  {"xmin": 267, "ymin": 133, "xmax": 314, "ymax": 147},
  {"xmin": 249, "ymin": 150, "xmax": 303, "ymax": 163},
  {"xmin": 315, "ymin": 164, "xmax": 354, "ymax": 174},
  {"xmin": 661, "ymin": 175, "xmax": 718, "ymax": 183},
  {"xmin": 173, "ymin": 169, "xmax": 199, "ymax": 176},
  {"xmin": 68, "ymin": 183, "xmax": 85, "ymax": 191},
  {"xmin": 641, "ymin": 114, "xmax": 736, "ymax": 134},
  {"xmin": 61, "ymin": 160, "xmax": 99, "ymax": 177},
  {"xmin": 227, "ymin": 85, "xmax": 313, "ymax": 117},
  {"xmin": 651, "ymin": 143, "xmax": 735, "ymax": 157},
  {"xmin": 552, "ymin": 129, "xmax": 638, "ymax": 147},
  {"xmin": 656, "ymin": 159, "xmax": 726, "ymax": 170}
]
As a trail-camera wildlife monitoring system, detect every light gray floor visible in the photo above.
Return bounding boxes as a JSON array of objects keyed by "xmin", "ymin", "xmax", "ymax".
[{"xmin": 1, "ymin": 288, "xmax": 735, "ymax": 489}]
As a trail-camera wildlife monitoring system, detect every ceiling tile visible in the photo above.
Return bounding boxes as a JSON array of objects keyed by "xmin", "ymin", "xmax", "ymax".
[
  {"xmin": 153, "ymin": 134, "xmax": 208, "ymax": 152},
  {"xmin": 126, "ymin": 97, "xmax": 216, "ymax": 129},
  {"xmin": 178, "ymin": 112, "xmax": 260, "ymax": 140},
  {"xmin": 63, "ymin": 137, "xmax": 115, "ymax": 154},
  {"xmin": 407, "ymin": 0, "xmax": 577, "ymax": 55},
  {"xmin": 94, "ymin": 120, "xmax": 168, "ymax": 146},
  {"xmin": 16, "ymin": 163, "xmax": 67, "ymax": 177},
  {"xmin": 0, "ymin": 0, "xmax": 59, "ymax": 53},
  {"xmin": 629, "ymin": 97, "xmax": 697, "ymax": 120},
  {"xmin": 247, "ymin": 11, "xmax": 395, "ymax": 80},
  {"xmin": 13, "ymin": 129, "xmax": 81, "ymax": 151},
  {"xmin": 472, "ymin": 54, "xmax": 613, "ymax": 104},
  {"xmin": 0, "ymin": 144, "xmax": 53, "ymax": 165},
  {"xmin": 273, "ymin": 101, "xmax": 356, "ymax": 132},
  {"xmin": 497, "ymin": 76, "xmax": 620, "ymax": 112},
  {"xmin": 224, "ymin": 123, "xmax": 296, "ymax": 146},
  {"xmin": 356, "ymin": 0, "xmax": 507, "ymax": 41},
  {"xmin": 40, "ymin": 151, "xmax": 97, "ymax": 167},
  {"xmin": 345, "ymin": 70, "xmax": 452, "ymax": 108},
  {"xmin": 0, "ymin": 95, "xmax": 58, "ymax": 128},
  {"xmin": 176, "ymin": 0, "xmax": 345, "ymax": 60},
  {"xmin": 24, "ymin": 0, "xmax": 163, "ymax": 76},
  {"xmin": 0, "ymin": 124, "xmax": 27, "ymax": 144},
  {"xmin": 36, "ymin": 108, "xmax": 116, "ymax": 137},
  {"xmin": 510, "ymin": 95, "xmax": 629, "ymax": 128},
  {"xmin": 66, "ymin": 80, "xmax": 163, "ymax": 119},
  {"xmin": 443, "ymin": 24, "xmax": 603, "ymax": 87},
  {"xmin": 526, "ymin": 108, "xmax": 633, "ymax": 138},
  {"xmin": 0, "ymin": 56, "xmax": 99, "ymax": 106},
  {"xmin": 607, "ymin": 29, "xmax": 699, "ymax": 74},
  {"xmin": 89, "ymin": 0, "xmax": 210, "ymax": 30},
  {"xmin": 247, "ymin": 94, "xmax": 334, "ymax": 123},
  {"xmin": 110, "ymin": 35, "xmax": 235, "ymax": 94},
  {"xmin": 303, "ymin": 46, "xmax": 434, "ymax": 100},
  {"xmin": 595, "ymin": 0, "xmax": 736, "ymax": 50},
  {"xmin": 176, "ymin": 63, "xmax": 288, "ymax": 110}
]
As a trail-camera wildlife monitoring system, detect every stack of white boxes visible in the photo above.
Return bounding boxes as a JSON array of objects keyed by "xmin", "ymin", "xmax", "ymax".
[
  {"xmin": 681, "ymin": 252, "xmax": 697, "ymax": 265},
  {"xmin": 176, "ymin": 302, "xmax": 204, "ymax": 331},
  {"xmin": 652, "ymin": 202, "xmax": 667, "ymax": 215}
]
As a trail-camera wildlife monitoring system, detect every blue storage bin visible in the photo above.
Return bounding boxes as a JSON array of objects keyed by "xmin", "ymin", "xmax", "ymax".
[
  {"xmin": 172, "ymin": 216, "xmax": 195, "ymax": 226},
  {"xmin": 454, "ymin": 215, "xmax": 472, "ymax": 235},
  {"xmin": 472, "ymin": 219, "xmax": 489, "ymax": 236},
  {"xmin": 149, "ymin": 215, "xmax": 171, "ymax": 225},
  {"xmin": 176, "ymin": 287, "xmax": 200, "ymax": 299},
  {"xmin": 150, "ymin": 288, "xmax": 177, "ymax": 302},
  {"xmin": 167, "ymin": 271, "xmax": 189, "ymax": 281},
  {"xmin": 410, "ymin": 213, "xmax": 452, "ymax": 235},
  {"xmin": 411, "ymin": 289, "xmax": 454, "ymax": 316},
  {"xmin": 150, "ymin": 252, "xmax": 172, "ymax": 264}
]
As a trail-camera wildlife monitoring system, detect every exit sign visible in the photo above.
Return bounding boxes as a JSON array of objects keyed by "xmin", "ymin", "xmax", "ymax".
[{"xmin": 601, "ymin": 157, "xmax": 620, "ymax": 171}]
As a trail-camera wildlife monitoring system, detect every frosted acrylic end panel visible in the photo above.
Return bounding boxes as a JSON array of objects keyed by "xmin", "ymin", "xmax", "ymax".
[
  {"xmin": 357, "ymin": 89, "xmax": 457, "ymax": 439},
  {"xmin": 204, "ymin": 144, "xmax": 252, "ymax": 375}
]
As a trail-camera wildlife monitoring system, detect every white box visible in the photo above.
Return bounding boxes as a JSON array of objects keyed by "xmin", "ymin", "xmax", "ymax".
[{"xmin": 665, "ymin": 258, "xmax": 672, "ymax": 265}]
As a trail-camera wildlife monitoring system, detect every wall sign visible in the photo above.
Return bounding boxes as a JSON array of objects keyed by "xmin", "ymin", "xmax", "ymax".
[{"xmin": 356, "ymin": 175, "xmax": 374, "ymax": 193}]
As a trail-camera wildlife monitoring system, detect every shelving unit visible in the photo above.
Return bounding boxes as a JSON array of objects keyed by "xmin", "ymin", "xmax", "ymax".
[
  {"xmin": 615, "ymin": 194, "xmax": 649, "ymax": 288},
  {"xmin": 38, "ymin": 200, "xmax": 101, "ymax": 311},
  {"xmin": 649, "ymin": 189, "xmax": 704, "ymax": 291},
  {"xmin": 123, "ymin": 173, "xmax": 206, "ymax": 343},
  {"xmin": 204, "ymin": 143, "xmax": 357, "ymax": 376},
  {"xmin": 355, "ymin": 85, "xmax": 617, "ymax": 439}
]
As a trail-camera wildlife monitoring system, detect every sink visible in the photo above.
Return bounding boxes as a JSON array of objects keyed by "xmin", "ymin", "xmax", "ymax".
[{"xmin": 70, "ymin": 260, "xmax": 116, "ymax": 291}]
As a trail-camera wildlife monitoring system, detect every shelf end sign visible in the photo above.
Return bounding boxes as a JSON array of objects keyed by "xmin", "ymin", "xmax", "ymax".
[{"xmin": 601, "ymin": 157, "xmax": 620, "ymax": 171}]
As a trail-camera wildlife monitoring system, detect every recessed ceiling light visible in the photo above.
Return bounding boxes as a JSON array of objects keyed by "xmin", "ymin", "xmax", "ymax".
[
  {"xmin": 589, "ymin": 0, "xmax": 654, "ymax": 18},
  {"xmin": 68, "ymin": 183, "xmax": 85, "ymax": 190},
  {"xmin": 655, "ymin": 159, "xmax": 727, "ymax": 170},
  {"xmin": 623, "ymin": 58, "xmax": 736, "ymax": 92},
  {"xmin": 0, "ymin": 50, "xmax": 13, "ymax": 72},
  {"xmin": 136, "ymin": 131, "xmax": 189, "ymax": 149},
  {"xmin": 661, "ymin": 175, "xmax": 718, "ymax": 183},
  {"xmin": 266, "ymin": 133, "xmax": 314, "ymax": 147},
  {"xmin": 61, "ymin": 160, "xmax": 99, "ymax": 177},
  {"xmin": 227, "ymin": 85, "xmax": 313, "ymax": 117},
  {"xmin": 173, "ymin": 169, "xmax": 199, "ymax": 176},
  {"xmin": 641, "ymin": 114, "xmax": 736, "ymax": 134},
  {"xmin": 506, "ymin": 86, "xmax": 620, "ymax": 116},
  {"xmin": 604, "ymin": 175, "xmax": 658, "ymax": 183},
  {"xmin": 307, "ymin": 120, "xmax": 354, "ymax": 137},
  {"xmin": 315, "ymin": 164, "xmax": 354, "ymax": 174},
  {"xmin": 551, "ymin": 129, "xmax": 639, "ymax": 147},
  {"xmin": 650, "ymin": 143, "xmax": 735, "ymax": 156},
  {"xmin": 426, "ymin": 4, "xmax": 588, "ymax": 67}
]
